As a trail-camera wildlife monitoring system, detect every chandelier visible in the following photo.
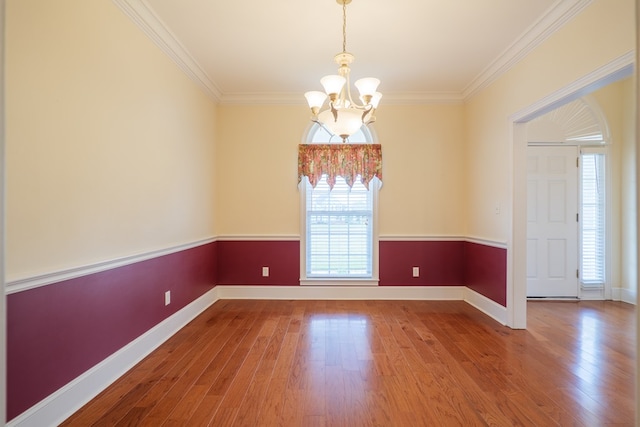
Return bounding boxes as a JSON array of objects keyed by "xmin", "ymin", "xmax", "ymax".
[{"xmin": 304, "ymin": 0, "xmax": 382, "ymax": 143}]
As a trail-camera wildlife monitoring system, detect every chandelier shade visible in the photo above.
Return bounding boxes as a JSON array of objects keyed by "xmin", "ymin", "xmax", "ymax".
[
  {"xmin": 318, "ymin": 108, "xmax": 364, "ymax": 140},
  {"xmin": 369, "ymin": 92, "xmax": 383, "ymax": 108},
  {"xmin": 354, "ymin": 78, "xmax": 380, "ymax": 102},
  {"xmin": 304, "ymin": 91, "xmax": 328, "ymax": 114},
  {"xmin": 320, "ymin": 75, "xmax": 346, "ymax": 96},
  {"xmin": 304, "ymin": 0, "xmax": 381, "ymax": 143}
]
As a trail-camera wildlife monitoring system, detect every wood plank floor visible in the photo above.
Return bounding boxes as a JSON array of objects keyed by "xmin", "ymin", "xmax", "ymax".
[{"xmin": 62, "ymin": 299, "xmax": 636, "ymax": 426}]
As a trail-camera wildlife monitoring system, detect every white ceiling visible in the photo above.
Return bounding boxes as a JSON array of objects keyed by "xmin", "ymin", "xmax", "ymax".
[{"xmin": 117, "ymin": 0, "xmax": 589, "ymax": 103}]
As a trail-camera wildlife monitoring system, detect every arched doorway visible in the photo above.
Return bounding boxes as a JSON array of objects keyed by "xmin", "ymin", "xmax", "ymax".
[
  {"xmin": 507, "ymin": 60, "xmax": 634, "ymax": 329},
  {"xmin": 526, "ymin": 96, "xmax": 611, "ymax": 300}
]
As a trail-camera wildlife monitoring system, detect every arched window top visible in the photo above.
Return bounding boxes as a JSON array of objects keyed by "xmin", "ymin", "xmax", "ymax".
[
  {"xmin": 527, "ymin": 96, "xmax": 610, "ymax": 145},
  {"xmin": 303, "ymin": 123, "xmax": 376, "ymax": 144}
]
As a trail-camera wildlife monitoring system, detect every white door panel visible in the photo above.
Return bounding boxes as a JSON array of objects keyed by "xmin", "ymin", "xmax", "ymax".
[{"xmin": 527, "ymin": 146, "xmax": 579, "ymax": 297}]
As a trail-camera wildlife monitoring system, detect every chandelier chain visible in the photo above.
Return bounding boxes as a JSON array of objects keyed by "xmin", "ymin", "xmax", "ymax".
[{"xmin": 342, "ymin": 0, "xmax": 347, "ymax": 53}]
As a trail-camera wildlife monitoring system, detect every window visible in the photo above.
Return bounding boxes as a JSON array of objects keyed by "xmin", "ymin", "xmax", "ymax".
[
  {"xmin": 305, "ymin": 174, "xmax": 373, "ymax": 278},
  {"xmin": 580, "ymin": 148, "xmax": 606, "ymax": 287},
  {"xmin": 299, "ymin": 124, "xmax": 381, "ymax": 285}
]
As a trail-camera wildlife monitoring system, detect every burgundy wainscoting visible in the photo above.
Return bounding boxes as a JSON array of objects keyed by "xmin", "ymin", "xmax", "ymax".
[
  {"xmin": 216, "ymin": 240, "xmax": 300, "ymax": 285},
  {"xmin": 379, "ymin": 240, "xmax": 465, "ymax": 286},
  {"xmin": 6, "ymin": 242, "xmax": 217, "ymax": 422},
  {"xmin": 464, "ymin": 241, "xmax": 507, "ymax": 306}
]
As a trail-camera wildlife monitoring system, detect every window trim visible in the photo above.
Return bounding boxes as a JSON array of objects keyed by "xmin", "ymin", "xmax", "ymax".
[{"xmin": 299, "ymin": 176, "xmax": 380, "ymax": 286}]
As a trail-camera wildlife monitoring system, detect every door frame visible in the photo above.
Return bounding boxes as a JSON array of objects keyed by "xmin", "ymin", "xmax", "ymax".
[{"xmin": 507, "ymin": 56, "xmax": 634, "ymax": 329}]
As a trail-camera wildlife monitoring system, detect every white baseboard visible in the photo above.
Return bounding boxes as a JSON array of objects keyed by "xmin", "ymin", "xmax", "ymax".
[
  {"xmin": 463, "ymin": 288, "xmax": 508, "ymax": 325},
  {"xmin": 8, "ymin": 287, "xmax": 220, "ymax": 427},
  {"xmin": 215, "ymin": 285, "xmax": 466, "ymax": 300},
  {"xmin": 611, "ymin": 287, "xmax": 620, "ymax": 300},
  {"xmin": 579, "ymin": 287, "xmax": 606, "ymax": 300},
  {"xmin": 216, "ymin": 286, "xmax": 508, "ymax": 325},
  {"xmin": 612, "ymin": 287, "xmax": 637, "ymax": 305}
]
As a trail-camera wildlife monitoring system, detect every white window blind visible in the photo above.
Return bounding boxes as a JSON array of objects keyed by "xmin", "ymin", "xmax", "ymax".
[
  {"xmin": 306, "ymin": 174, "xmax": 372, "ymax": 278},
  {"xmin": 580, "ymin": 152, "xmax": 605, "ymax": 286}
]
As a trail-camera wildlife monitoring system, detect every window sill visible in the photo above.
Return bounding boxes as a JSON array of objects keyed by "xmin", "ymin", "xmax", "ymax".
[{"xmin": 300, "ymin": 278, "xmax": 379, "ymax": 286}]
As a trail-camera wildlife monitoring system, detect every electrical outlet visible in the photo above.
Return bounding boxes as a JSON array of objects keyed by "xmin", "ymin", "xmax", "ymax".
[
  {"xmin": 262, "ymin": 266, "xmax": 269, "ymax": 277},
  {"xmin": 412, "ymin": 267, "xmax": 420, "ymax": 277},
  {"xmin": 164, "ymin": 290, "xmax": 171, "ymax": 306}
]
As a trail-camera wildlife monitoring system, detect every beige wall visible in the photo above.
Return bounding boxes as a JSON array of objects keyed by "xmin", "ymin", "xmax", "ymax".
[
  {"xmin": 215, "ymin": 105, "xmax": 306, "ymax": 237},
  {"xmin": 620, "ymin": 77, "xmax": 637, "ymax": 292},
  {"xmin": 215, "ymin": 103, "xmax": 466, "ymax": 238},
  {"xmin": 590, "ymin": 77, "xmax": 636, "ymax": 292},
  {"xmin": 375, "ymin": 104, "xmax": 466, "ymax": 237},
  {"xmin": 6, "ymin": 0, "xmax": 218, "ymax": 281},
  {"xmin": 6, "ymin": 0, "xmax": 634, "ymax": 290},
  {"xmin": 465, "ymin": 0, "xmax": 635, "ymax": 242}
]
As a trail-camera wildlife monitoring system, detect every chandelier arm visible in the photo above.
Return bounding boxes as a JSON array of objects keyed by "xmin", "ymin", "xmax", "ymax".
[
  {"xmin": 330, "ymin": 102, "xmax": 339, "ymax": 122},
  {"xmin": 311, "ymin": 118, "xmax": 337, "ymax": 138},
  {"xmin": 344, "ymin": 71, "xmax": 357, "ymax": 107},
  {"xmin": 339, "ymin": 77, "xmax": 347, "ymax": 107},
  {"xmin": 365, "ymin": 110, "xmax": 377, "ymax": 125},
  {"xmin": 360, "ymin": 105, "xmax": 373, "ymax": 124},
  {"xmin": 344, "ymin": 87, "xmax": 353, "ymax": 107},
  {"xmin": 344, "ymin": 103, "xmax": 372, "ymax": 111}
]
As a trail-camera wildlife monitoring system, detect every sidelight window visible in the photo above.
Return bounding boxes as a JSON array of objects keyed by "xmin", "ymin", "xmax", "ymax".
[{"xmin": 580, "ymin": 148, "xmax": 606, "ymax": 286}]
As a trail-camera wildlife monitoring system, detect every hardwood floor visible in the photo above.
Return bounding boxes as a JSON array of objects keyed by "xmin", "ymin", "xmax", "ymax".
[{"xmin": 62, "ymin": 299, "xmax": 636, "ymax": 426}]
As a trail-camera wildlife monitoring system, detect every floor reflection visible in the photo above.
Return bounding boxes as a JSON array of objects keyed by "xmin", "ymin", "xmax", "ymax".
[
  {"xmin": 573, "ymin": 310, "xmax": 601, "ymax": 411},
  {"xmin": 307, "ymin": 313, "xmax": 372, "ymax": 419}
]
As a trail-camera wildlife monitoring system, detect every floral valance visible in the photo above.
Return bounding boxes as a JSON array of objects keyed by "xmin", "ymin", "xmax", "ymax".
[{"xmin": 298, "ymin": 144, "xmax": 383, "ymax": 189}]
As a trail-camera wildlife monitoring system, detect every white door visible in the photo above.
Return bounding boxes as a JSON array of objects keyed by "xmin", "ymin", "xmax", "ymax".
[{"xmin": 526, "ymin": 146, "xmax": 579, "ymax": 298}]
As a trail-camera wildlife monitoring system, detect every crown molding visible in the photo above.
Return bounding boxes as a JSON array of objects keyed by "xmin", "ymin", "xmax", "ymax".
[
  {"xmin": 219, "ymin": 92, "xmax": 305, "ymax": 105},
  {"xmin": 381, "ymin": 91, "xmax": 465, "ymax": 105},
  {"xmin": 219, "ymin": 91, "xmax": 465, "ymax": 105},
  {"xmin": 463, "ymin": 0, "xmax": 593, "ymax": 100},
  {"xmin": 114, "ymin": 0, "xmax": 593, "ymax": 105},
  {"xmin": 111, "ymin": 0, "xmax": 222, "ymax": 102}
]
